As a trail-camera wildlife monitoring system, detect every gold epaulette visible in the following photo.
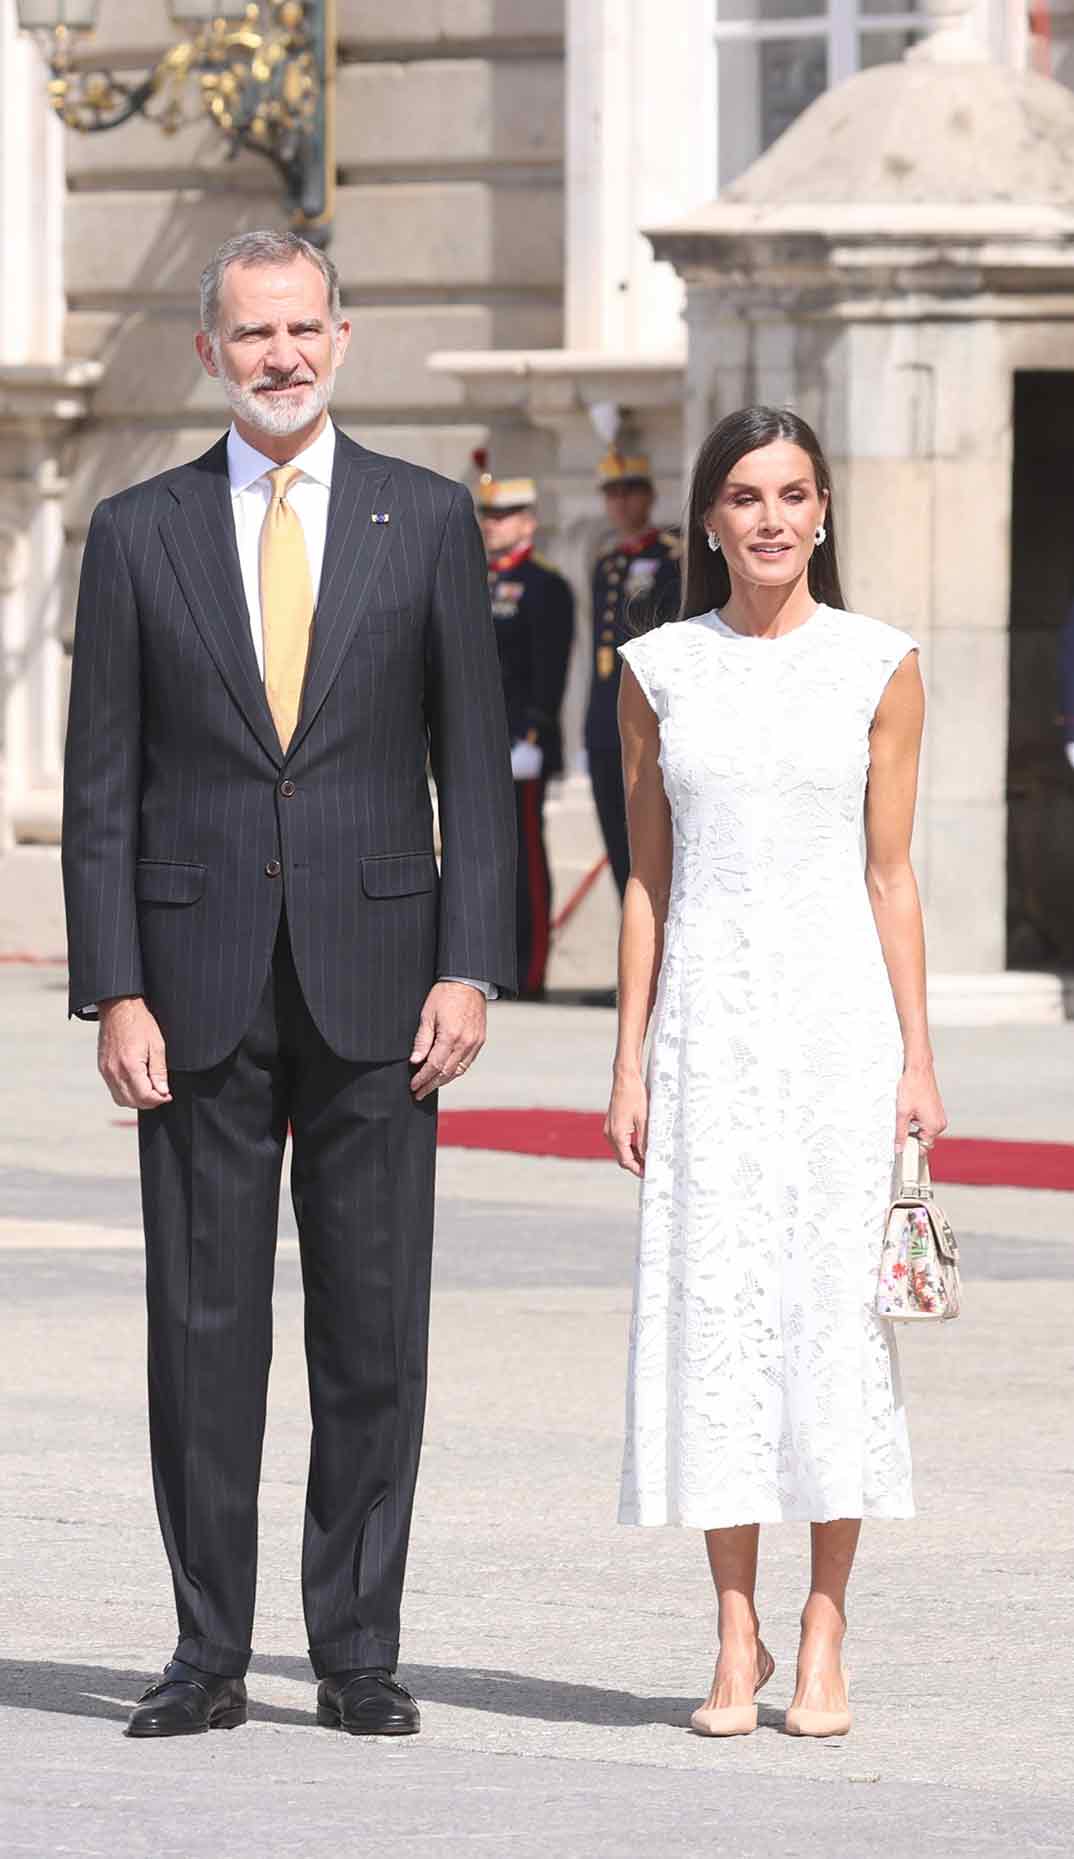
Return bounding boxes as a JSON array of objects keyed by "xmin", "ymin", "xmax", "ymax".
[{"xmin": 659, "ymin": 529, "xmax": 683, "ymax": 560}]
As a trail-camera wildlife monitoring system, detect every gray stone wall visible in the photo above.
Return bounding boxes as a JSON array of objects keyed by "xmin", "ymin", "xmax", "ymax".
[{"xmin": 61, "ymin": 0, "xmax": 566, "ymax": 556}]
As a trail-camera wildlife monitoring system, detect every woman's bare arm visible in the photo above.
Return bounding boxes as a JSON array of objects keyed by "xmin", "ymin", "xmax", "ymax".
[
  {"xmin": 864, "ymin": 652, "xmax": 947, "ymax": 1149},
  {"xmin": 605, "ymin": 664, "xmax": 673, "ymax": 1174}
]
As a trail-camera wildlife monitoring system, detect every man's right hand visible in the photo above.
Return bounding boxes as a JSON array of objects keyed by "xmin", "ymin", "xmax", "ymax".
[{"xmin": 97, "ymin": 997, "xmax": 172, "ymax": 1109}]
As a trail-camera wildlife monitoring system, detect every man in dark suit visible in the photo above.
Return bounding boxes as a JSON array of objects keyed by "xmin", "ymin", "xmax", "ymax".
[
  {"xmin": 585, "ymin": 448, "xmax": 680, "ymax": 898},
  {"xmin": 62, "ymin": 230, "xmax": 516, "ymax": 1740},
  {"xmin": 476, "ymin": 464, "xmax": 575, "ymax": 998}
]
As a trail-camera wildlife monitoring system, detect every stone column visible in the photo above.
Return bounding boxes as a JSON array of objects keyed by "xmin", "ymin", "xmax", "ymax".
[
  {"xmin": 565, "ymin": 0, "xmax": 712, "ymax": 352},
  {"xmin": 0, "ymin": 0, "xmax": 63, "ymax": 366},
  {"xmin": 0, "ymin": 3, "xmax": 94, "ymax": 850},
  {"xmin": 0, "ymin": 369, "xmax": 98, "ymax": 848},
  {"xmin": 433, "ymin": 0, "xmax": 711, "ymax": 771}
]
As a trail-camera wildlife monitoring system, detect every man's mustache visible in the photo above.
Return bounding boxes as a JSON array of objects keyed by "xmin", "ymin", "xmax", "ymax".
[{"xmin": 251, "ymin": 371, "xmax": 317, "ymax": 391}]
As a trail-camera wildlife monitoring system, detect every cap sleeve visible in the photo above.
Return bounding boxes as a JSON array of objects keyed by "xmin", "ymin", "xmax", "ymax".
[
  {"xmin": 618, "ymin": 631, "xmax": 665, "ymax": 718},
  {"xmin": 869, "ymin": 627, "xmax": 920, "ymax": 721}
]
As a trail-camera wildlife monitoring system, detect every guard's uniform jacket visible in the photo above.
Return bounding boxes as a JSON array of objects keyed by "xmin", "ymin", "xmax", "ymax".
[
  {"xmin": 489, "ymin": 541, "xmax": 576, "ymax": 995},
  {"xmin": 489, "ymin": 541, "xmax": 575, "ymax": 778},
  {"xmin": 584, "ymin": 526, "xmax": 681, "ymax": 895}
]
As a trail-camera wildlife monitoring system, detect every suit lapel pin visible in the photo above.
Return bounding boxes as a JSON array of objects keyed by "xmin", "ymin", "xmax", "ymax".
[{"xmin": 371, "ymin": 512, "xmax": 391, "ymax": 524}]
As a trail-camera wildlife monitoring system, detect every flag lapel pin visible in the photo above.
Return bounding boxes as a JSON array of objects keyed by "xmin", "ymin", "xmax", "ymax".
[{"xmin": 371, "ymin": 512, "xmax": 391, "ymax": 524}]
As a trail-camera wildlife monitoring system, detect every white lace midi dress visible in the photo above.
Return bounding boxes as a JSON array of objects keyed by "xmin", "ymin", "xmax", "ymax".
[{"xmin": 618, "ymin": 605, "xmax": 918, "ymax": 1528}]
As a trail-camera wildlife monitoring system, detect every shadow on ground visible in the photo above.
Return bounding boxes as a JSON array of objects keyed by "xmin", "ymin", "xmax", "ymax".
[
  {"xmin": 254, "ymin": 1653, "xmax": 787, "ymax": 1732},
  {"xmin": 0, "ymin": 1654, "xmax": 778, "ymax": 1735},
  {"xmin": 0, "ymin": 1659, "xmax": 308, "ymax": 1727}
]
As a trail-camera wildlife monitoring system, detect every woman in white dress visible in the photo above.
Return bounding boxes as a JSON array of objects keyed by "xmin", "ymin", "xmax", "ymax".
[{"xmin": 605, "ymin": 407, "xmax": 947, "ymax": 1739}]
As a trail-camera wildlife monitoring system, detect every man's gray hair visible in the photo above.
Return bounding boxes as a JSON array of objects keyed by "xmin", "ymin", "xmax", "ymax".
[{"xmin": 199, "ymin": 230, "xmax": 342, "ymax": 336}]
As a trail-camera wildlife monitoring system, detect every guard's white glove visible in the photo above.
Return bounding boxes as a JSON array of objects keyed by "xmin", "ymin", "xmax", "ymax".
[
  {"xmin": 1066, "ymin": 742, "xmax": 1074, "ymax": 771},
  {"xmin": 511, "ymin": 739, "xmax": 544, "ymax": 781}
]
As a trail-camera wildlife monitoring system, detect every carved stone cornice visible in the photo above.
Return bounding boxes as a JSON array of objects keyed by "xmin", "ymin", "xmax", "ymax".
[
  {"xmin": 648, "ymin": 204, "xmax": 1074, "ymax": 317},
  {"xmin": 0, "ymin": 361, "xmax": 101, "ymax": 439},
  {"xmin": 426, "ymin": 347, "xmax": 685, "ymax": 422}
]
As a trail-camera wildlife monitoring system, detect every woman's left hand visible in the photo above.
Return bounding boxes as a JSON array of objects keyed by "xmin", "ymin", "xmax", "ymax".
[{"xmin": 896, "ymin": 1062, "xmax": 948, "ymax": 1152}]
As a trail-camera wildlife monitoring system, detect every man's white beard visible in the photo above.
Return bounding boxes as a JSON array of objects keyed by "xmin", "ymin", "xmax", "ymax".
[{"xmin": 216, "ymin": 349, "xmax": 336, "ymax": 438}]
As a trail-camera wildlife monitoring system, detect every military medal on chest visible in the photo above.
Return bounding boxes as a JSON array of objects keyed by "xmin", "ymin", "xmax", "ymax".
[{"xmin": 491, "ymin": 579, "xmax": 525, "ymax": 620}]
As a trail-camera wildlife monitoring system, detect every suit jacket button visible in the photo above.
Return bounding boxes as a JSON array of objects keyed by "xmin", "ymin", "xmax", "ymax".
[
  {"xmin": 279, "ymin": 779, "xmax": 296, "ymax": 798},
  {"xmin": 265, "ymin": 859, "xmax": 282, "ymax": 877}
]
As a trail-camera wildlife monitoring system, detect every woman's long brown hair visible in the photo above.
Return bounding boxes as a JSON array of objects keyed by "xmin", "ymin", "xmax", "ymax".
[{"xmin": 676, "ymin": 405, "xmax": 847, "ymax": 624}]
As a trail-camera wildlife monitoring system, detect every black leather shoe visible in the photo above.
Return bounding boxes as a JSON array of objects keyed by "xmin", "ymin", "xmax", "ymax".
[
  {"xmin": 125, "ymin": 1659, "xmax": 248, "ymax": 1738},
  {"xmin": 316, "ymin": 1668, "xmax": 420, "ymax": 1736}
]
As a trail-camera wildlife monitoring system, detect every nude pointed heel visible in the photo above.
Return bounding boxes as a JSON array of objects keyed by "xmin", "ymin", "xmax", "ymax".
[
  {"xmin": 691, "ymin": 1648, "xmax": 775, "ymax": 1738},
  {"xmin": 784, "ymin": 1668, "xmax": 851, "ymax": 1738}
]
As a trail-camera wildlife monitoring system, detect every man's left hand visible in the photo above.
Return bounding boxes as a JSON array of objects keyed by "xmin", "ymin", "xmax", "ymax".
[{"xmin": 409, "ymin": 981, "xmax": 487, "ymax": 1100}]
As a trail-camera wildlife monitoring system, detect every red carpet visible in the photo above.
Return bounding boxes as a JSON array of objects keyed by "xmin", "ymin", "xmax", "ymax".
[{"xmin": 438, "ymin": 1108, "xmax": 1074, "ymax": 1192}]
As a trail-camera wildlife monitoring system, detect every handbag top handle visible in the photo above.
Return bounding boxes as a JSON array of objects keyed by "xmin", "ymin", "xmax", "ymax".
[{"xmin": 899, "ymin": 1128, "xmax": 933, "ymax": 1199}]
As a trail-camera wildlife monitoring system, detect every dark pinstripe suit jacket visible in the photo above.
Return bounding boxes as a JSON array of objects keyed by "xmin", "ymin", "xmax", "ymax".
[{"xmin": 62, "ymin": 427, "xmax": 518, "ymax": 1071}]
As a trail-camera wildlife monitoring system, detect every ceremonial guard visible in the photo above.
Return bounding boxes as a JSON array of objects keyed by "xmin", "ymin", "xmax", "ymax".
[
  {"xmin": 476, "ymin": 458, "xmax": 575, "ymax": 998},
  {"xmin": 585, "ymin": 448, "xmax": 681, "ymax": 897}
]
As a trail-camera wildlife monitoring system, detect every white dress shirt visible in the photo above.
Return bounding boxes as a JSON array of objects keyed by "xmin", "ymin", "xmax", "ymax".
[
  {"xmin": 227, "ymin": 420, "xmax": 335, "ymax": 676},
  {"xmin": 225, "ymin": 421, "xmax": 494, "ymax": 1002}
]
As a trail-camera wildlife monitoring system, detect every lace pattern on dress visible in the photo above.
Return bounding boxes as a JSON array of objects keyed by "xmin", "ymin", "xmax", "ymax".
[{"xmin": 617, "ymin": 607, "xmax": 919, "ymax": 1527}]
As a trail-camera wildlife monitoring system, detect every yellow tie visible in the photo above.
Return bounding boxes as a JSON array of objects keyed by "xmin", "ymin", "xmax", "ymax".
[{"xmin": 260, "ymin": 464, "xmax": 315, "ymax": 752}]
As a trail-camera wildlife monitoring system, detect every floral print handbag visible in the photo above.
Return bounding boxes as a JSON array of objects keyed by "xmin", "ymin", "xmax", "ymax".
[{"xmin": 875, "ymin": 1130, "xmax": 961, "ymax": 1322}]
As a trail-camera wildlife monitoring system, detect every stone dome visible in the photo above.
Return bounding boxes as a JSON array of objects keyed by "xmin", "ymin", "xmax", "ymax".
[{"xmin": 721, "ymin": 60, "xmax": 1074, "ymax": 210}]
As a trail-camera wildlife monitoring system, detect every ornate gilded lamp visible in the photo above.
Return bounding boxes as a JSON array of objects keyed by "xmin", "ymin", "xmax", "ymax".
[{"xmin": 15, "ymin": 1, "xmax": 336, "ymax": 243}]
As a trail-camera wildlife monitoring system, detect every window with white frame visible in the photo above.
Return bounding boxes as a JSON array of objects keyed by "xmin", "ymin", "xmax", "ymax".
[{"xmin": 713, "ymin": 0, "xmax": 926, "ymax": 187}]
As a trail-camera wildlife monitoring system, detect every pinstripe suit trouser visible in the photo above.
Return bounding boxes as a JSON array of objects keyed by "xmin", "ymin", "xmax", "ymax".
[{"xmin": 137, "ymin": 914, "xmax": 438, "ymax": 1678}]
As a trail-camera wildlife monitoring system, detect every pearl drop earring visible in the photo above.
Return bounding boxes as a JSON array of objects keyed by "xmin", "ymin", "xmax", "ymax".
[
  {"xmin": 707, "ymin": 531, "xmax": 721, "ymax": 554},
  {"xmin": 814, "ymin": 524, "xmax": 827, "ymax": 546}
]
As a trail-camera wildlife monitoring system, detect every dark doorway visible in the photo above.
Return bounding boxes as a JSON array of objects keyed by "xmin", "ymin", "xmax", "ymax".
[{"xmin": 1006, "ymin": 372, "xmax": 1074, "ymax": 967}]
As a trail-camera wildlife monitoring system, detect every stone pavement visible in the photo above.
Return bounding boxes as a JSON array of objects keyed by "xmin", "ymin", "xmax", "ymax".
[{"xmin": 1, "ymin": 966, "xmax": 1073, "ymax": 1856}]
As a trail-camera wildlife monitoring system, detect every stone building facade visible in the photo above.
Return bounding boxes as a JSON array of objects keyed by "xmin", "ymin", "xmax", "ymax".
[
  {"xmin": 2, "ymin": 0, "xmax": 1073, "ymax": 1012},
  {"xmin": 2, "ymin": 0, "xmax": 567, "ymax": 866}
]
